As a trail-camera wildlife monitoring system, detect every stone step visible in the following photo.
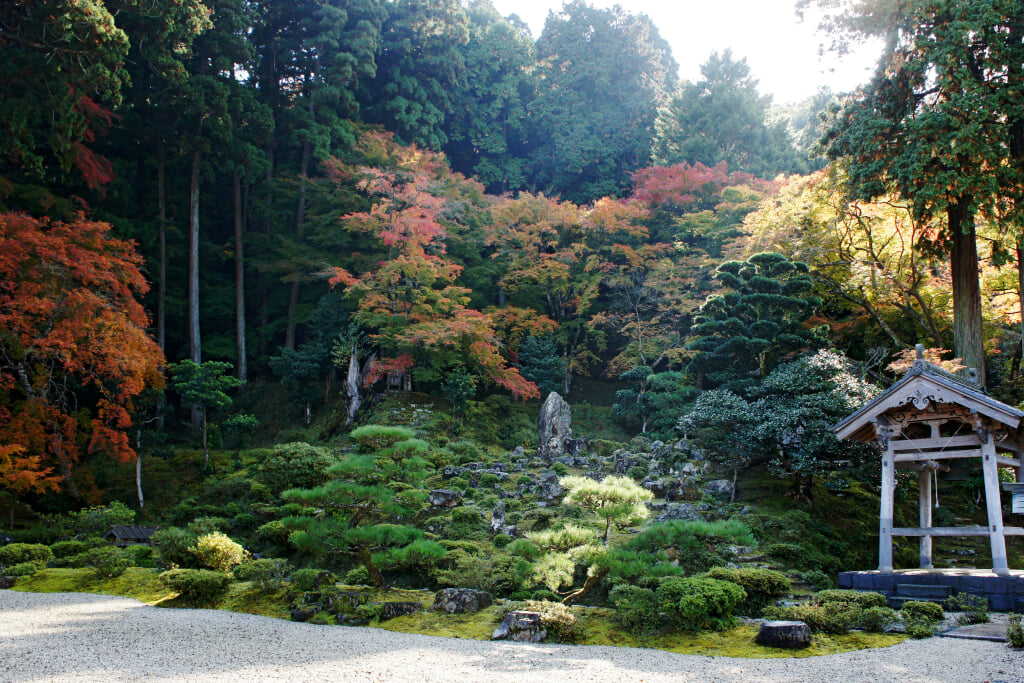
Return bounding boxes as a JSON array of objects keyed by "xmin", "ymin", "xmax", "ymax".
[{"xmin": 895, "ymin": 584, "xmax": 952, "ymax": 600}]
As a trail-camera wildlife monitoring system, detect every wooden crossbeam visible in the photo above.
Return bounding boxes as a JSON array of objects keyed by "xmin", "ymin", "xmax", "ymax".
[
  {"xmin": 892, "ymin": 526, "xmax": 1024, "ymax": 537},
  {"xmin": 892, "ymin": 435, "xmax": 982, "ymax": 451}
]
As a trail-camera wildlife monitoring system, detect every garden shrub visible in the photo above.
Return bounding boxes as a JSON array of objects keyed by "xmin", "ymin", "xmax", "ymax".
[
  {"xmin": 6, "ymin": 562, "xmax": 40, "ymax": 577},
  {"xmin": 233, "ymin": 558, "xmax": 291, "ymax": 592},
  {"xmin": 344, "ymin": 566, "xmax": 370, "ymax": 585},
  {"xmin": 187, "ymin": 517, "xmax": 230, "ymax": 535},
  {"xmin": 1007, "ymin": 614, "xmax": 1024, "ymax": 648},
  {"xmin": 432, "ymin": 549, "xmax": 518, "ymax": 595},
  {"xmin": 0, "ymin": 543, "xmax": 53, "ymax": 568},
  {"xmin": 626, "ymin": 520, "xmax": 751, "ymax": 575},
  {"xmin": 152, "ymin": 527, "xmax": 199, "ymax": 568},
  {"xmin": 256, "ymin": 520, "xmax": 291, "ymax": 545},
  {"xmin": 290, "ymin": 567, "xmax": 322, "ymax": 592},
  {"xmin": 349, "ymin": 425, "xmax": 416, "ymax": 451},
  {"xmin": 83, "ymin": 546, "xmax": 131, "ymax": 578},
  {"xmin": 160, "ymin": 568, "xmax": 230, "ymax": 605},
  {"xmin": 254, "ymin": 442, "xmax": 335, "ymax": 494},
  {"xmin": 946, "ymin": 592, "xmax": 988, "ymax": 624},
  {"xmin": 811, "ymin": 589, "xmax": 887, "ymax": 609},
  {"xmin": 765, "ymin": 601, "xmax": 860, "ymax": 634},
  {"xmin": 50, "ymin": 540, "xmax": 91, "ymax": 559},
  {"xmin": 656, "ymin": 576, "xmax": 746, "ymax": 631},
  {"xmin": 192, "ymin": 532, "xmax": 247, "ymax": 572},
  {"xmin": 551, "ymin": 462, "xmax": 569, "ymax": 476},
  {"xmin": 492, "ymin": 533, "xmax": 511, "ymax": 548},
  {"xmin": 800, "ymin": 569, "xmax": 833, "ymax": 591},
  {"xmin": 901, "ymin": 600, "xmax": 944, "ymax": 624},
  {"xmin": 609, "ymin": 584, "xmax": 662, "ymax": 637},
  {"xmin": 705, "ymin": 566, "xmax": 790, "ymax": 616},
  {"xmin": 858, "ymin": 606, "xmax": 898, "ymax": 632},
  {"xmin": 123, "ymin": 545, "xmax": 157, "ymax": 568}
]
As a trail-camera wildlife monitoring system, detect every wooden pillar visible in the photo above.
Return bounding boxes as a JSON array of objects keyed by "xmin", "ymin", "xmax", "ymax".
[
  {"xmin": 919, "ymin": 470, "xmax": 933, "ymax": 569},
  {"xmin": 980, "ymin": 435, "xmax": 1010, "ymax": 575},
  {"xmin": 879, "ymin": 445, "xmax": 896, "ymax": 572}
]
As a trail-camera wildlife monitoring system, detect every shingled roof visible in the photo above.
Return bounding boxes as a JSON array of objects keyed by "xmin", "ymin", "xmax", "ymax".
[
  {"xmin": 104, "ymin": 525, "xmax": 160, "ymax": 543},
  {"xmin": 832, "ymin": 358, "xmax": 1024, "ymax": 443}
]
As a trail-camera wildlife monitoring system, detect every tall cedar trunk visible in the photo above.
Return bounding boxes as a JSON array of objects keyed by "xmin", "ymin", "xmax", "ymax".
[
  {"xmin": 345, "ymin": 345, "xmax": 362, "ymax": 425},
  {"xmin": 157, "ymin": 148, "xmax": 167, "ymax": 355},
  {"xmin": 233, "ymin": 172, "xmax": 248, "ymax": 383},
  {"xmin": 1018, "ymin": 239, "xmax": 1024, "ymax": 376},
  {"xmin": 286, "ymin": 135, "xmax": 312, "ymax": 350},
  {"xmin": 949, "ymin": 198, "xmax": 985, "ymax": 384},
  {"xmin": 189, "ymin": 149, "xmax": 203, "ymax": 432},
  {"xmin": 135, "ymin": 428, "xmax": 145, "ymax": 509},
  {"xmin": 259, "ymin": 146, "xmax": 274, "ymax": 357}
]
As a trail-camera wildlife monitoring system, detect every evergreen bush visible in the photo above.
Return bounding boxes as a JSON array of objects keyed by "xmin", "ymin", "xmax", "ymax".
[
  {"xmin": 901, "ymin": 600, "xmax": 944, "ymax": 624},
  {"xmin": 705, "ymin": 566, "xmax": 790, "ymax": 616},
  {"xmin": 254, "ymin": 442, "xmax": 336, "ymax": 495},
  {"xmin": 858, "ymin": 606, "xmax": 898, "ymax": 632},
  {"xmin": 609, "ymin": 584, "xmax": 662, "ymax": 637},
  {"xmin": 160, "ymin": 569, "xmax": 230, "ymax": 605},
  {"xmin": 233, "ymin": 558, "xmax": 291, "ymax": 592},
  {"xmin": 290, "ymin": 568, "xmax": 322, "ymax": 592},
  {"xmin": 83, "ymin": 546, "xmax": 131, "ymax": 578},
  {"xmin": 152, "ymin": 527, "xmax": 199, "ymax": 568},
  {"xmin": 1006, "ymin": 614, "xmax": 1024, "ymax": 648},
  {"xmin": 656, "ymin": 576, "xmax": 746, "ymax": 631},
  {"xmin": 0, "ymin": 543, "xmax": 53, "ymax": 568},
  {"xmin": 348, "ymin": 425, "xmax": 416, "ymax": 451},
  {"xmin": 49, "ymin": 540, "xmax": 91, "ymax": 559},
  {"xmin": 6, "ymin": 562, "xmax": 40, "ymax": 577}
]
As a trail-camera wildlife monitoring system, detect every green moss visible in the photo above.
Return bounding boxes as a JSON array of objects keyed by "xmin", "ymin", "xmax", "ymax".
[
  {"xmin": 12, "ymin": 568, "xmax": 174, "ymax": 604},
  {"xmin": 377, "ymin": 604, "xmax": 504, "ymax": 640}
]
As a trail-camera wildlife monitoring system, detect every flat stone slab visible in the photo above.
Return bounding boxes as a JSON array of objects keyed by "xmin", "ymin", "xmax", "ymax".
[{"xmin": 939, "ymin": 622, "xmax": 1007, "ymax": 642}]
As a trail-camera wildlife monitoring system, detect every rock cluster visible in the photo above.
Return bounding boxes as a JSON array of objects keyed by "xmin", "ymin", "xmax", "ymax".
[
  {"xmin": 433, "ymin": 588, "xmax": 492, "ymax": 614},
  {"xmin": 491, "ymin": 611, "xmax": 546, "ymax": 642}
]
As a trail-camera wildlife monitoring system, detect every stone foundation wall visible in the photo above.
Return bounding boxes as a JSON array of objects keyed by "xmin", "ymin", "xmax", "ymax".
[{"xmin": 838, "ymin": 571, "xmax": 1024, "ymax": 611}]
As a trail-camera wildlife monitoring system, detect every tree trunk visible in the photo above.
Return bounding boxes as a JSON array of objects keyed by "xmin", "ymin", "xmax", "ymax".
[
  {"xmin": 561, "ymin": 566, "xmax": 609, "ymax": 605},
  {"xmin": 259, "ymin": 146, "xmax": 275, "ymax": 358},
  {"xmin": 949, "ymin": 198, "xmax": 984, "ymax": 384},
  {"xmin": 202, "ymin": 408, "xmax": 209, "ymax": 467},
  {"xmin": 189, "ymin": 149, "xmax": 203, "ymax": 432},
  {"xmin": 233, "ymin": 172, "xmax": 248, "ymax": 383},
  {"xmin": 1018, "ymin": 239, "xmax": 1024, "ymax": 376},
  {"xmin": 135, "ymin": 428, "xmax": 145, "ymax": 509},
  {"xmin": 285, "ymin": 134, "xmax": 313, "ymax": 351},
  {"xmin": 360, "ymin": 543, "xmax": 388, "ymax": 589},
  {"xmin": 346, "ymin": 345, "xmax": 362, "ymax": 425},
  {"xmin": 157, "ymin": 148, "xmax": 167, "ymax": 356}
]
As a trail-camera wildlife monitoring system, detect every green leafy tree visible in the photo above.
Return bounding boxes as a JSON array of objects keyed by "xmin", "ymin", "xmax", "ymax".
[
  {"xmin": 515, "ymin": 336, "xmax": 566, "ymax": 396},
  {"xmin": 677, "ymin": 389, "xmax": 760, "ymax": 502},
  {"xmin": 529, "ymin": 1, "xmax": 677, "ymax": 203},
  {"xmin": 282, "ymin": 426, "xmax": 445, "ymax": 588},
  {"xmin": 816, "ymin": 0, "xmax": 1024, "ymax": 383},
  {"xmin": 443, "ymin": 0, "xmax": 536, "ymax": 194},
  {"xmin": 442, "ymin": 366, "xmax": 477, "ymax": 418},
  {"xmin": 686, "ymin": 252, "xmax": 827, "ymax": 389},
  {"xmin": 652, "ymin": 50, "xmax": 801, "ymax": 177},
  {"xmin": 169, "ymin": 360, "xmax": 240, "ymax": 466}
]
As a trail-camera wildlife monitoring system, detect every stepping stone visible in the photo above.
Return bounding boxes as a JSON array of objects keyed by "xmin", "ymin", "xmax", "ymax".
[{"xmin": 939, "ymin": 622, "xmax": 1007, "ymax": 642}]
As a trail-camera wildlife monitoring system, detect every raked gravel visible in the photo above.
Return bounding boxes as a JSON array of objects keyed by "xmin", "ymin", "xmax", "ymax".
[{"xmin": 1, "ymin": 590, "xmax": 1022, "ymax": 683}]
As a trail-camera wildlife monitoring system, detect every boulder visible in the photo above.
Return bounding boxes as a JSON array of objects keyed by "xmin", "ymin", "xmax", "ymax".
[
  {"xmin": 380, "ymin": 601, "xmax": 422, "ymax": 620},
  {"xmin": 0, "ymin": 576, "xmax": 16, "ymax": 589},
  {"xmin": 336, "ymin": 614, "xmax": 369, "ymax": 627},
  {"xmin": 704, "ymin": 479, "xmax": 735, "ymax": 499},
  {"xmin": 656, "ymin": 503, "xmax": 701, "ymax": 523},
  {"xmin": 537, "ymin": 480, "xmax": 564, "ymax": 504},
  {"xmin": 442, "ymin": 465, "xmax": 467, "ymax": 479},
  {"xmin": 491, "ymin": 611, "xmax": 547, "ymax": 642},
  {"xmin": 642, "ymin": 478, "xmax": 667, "ymax": 498},
  {"xmin": 755, "ymin": 620, "xmax": 812, "ymax": 649},
  {"xmin": 326, "ymin": 591, "xmax": 366, "ymax": 614},
  {"xmin": 429, "ymin": 489, "xmax": 463, "ymax": 508},
  {"xmin": 290, "ymin": 608, "xmax": 317, "ymax": 622},
  {"xmin": 538, "ymin": 392, "xmax": 573, "ymax": 460},
  {"xmin": 433, "ymin": 588, "xmax": 493, "ymax": 614}
]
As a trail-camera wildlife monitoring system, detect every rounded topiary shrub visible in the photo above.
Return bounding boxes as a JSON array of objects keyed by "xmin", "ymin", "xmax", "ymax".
[
  {"xmin": 152, "ymin": 527, "xmax": 199, "ymax": 568},
  {"xmin": 254, "ymin": 442, "xmax": 336, "ymax": 495},
  {"xmin": 609, "ymin": 584, "xmax": 663, "ymax": 637},
  {"xmin": 192, "ymin": 532, "xmax": 247, "ymax": 572},
  {"xmin": 656, "ymin": 576, "xmax": 746, "ymax": 631},
  {"xmin": 349, "ymin": 425, "xmax": 416, "ymax": 452},
  {"xmin": 901, "ymin": 600, "xmax": 944, "ymax": 624},
  {"xmin": 705, "ymin": 566, "xmax": 790, "ymax": 616},
  {"xmin": 858, "ymin": 605, "xmax": 899, "ymax": 632},
  {"xmin": 160, "ymin": 568, "xmax": 230, "ymax": 605},
  {"xmin": 812, "ymin": 589, "xmax": 887, "ymax": 609},
  {"xmin": 0, "ymin": 543, "xmax": 54, "ymax": 569},
  {"xmin": 6, "ymin": 561, "xmax": 41, "ymax": 577},
  {"xmin": 50, "ymin": 540, "xmax": 91, "ymax": 559},
  {"xmin": 290, "ymin": 567, "xmax": 323, "ymax": 592},
  {"xmin": 83, "ymin": 546, "xmax": 131, "ymax": 578}
]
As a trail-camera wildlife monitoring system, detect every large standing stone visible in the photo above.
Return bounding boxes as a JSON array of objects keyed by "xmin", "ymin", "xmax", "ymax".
[
  {"xmin": 491, "ymin": 611, "xmax": 547, "ymax": 642},
  {"xmin": 655, "ymin": 502, "xmax": 701, "ymax": 523},
  {"xmin": 538, "ymin": 392, "xmax": 573, "ymax": 460},
  {"xmin": 755, "ymin": 620, "xmax": 812, "ymax": 649},
  {"xmin": 433, "ymin": 588, "xmax": 493, "ymax": 614},
  {"xmin": 704, "ymin": 479, "xmax": 735, "ymax": 499}
]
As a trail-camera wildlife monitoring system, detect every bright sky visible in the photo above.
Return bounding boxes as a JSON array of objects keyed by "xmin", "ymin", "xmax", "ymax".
[{"xmin": 489, "ymin": 0, "xmax": 883, "ymax": 105}]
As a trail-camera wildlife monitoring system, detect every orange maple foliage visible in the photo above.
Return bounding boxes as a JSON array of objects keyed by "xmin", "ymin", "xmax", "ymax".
[
  {"xmin": 327, "ymin": 134, "xmax": 539, "ymax": 400},
  {"xmin": 0, "ymin": 212, "xmax": 164, "ymax": 491}
]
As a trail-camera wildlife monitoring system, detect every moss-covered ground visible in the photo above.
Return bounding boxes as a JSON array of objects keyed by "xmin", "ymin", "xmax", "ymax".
[{"xmin": 12, "ymin": 569, "xmax": 905, "ymax": 657}]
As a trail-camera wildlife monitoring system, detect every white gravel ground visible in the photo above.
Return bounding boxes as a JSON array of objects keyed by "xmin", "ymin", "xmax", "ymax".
[{"xmin": 2, "ymin": 590, "xmax": 1022, "ymax": 683}]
